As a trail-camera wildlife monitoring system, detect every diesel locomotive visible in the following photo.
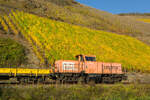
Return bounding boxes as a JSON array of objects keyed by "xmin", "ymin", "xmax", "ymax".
[{"xmin": 0, "ymin": 54, "xmax": 127, "ymax": 84}]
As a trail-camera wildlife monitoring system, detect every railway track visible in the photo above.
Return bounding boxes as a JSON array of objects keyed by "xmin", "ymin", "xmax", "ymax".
[{"xmin": 0, "ymin": 80, "xmax": 131, "ymax": 85}]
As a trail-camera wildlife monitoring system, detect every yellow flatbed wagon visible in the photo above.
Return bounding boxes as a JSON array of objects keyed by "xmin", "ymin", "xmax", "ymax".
[
  {"xmin": 0, "ymin": 68, "xmax": 52, "ymax": 76},
  {"xmin": 0, "ymin": 68, "xmax": 53, "ymax": 83}
]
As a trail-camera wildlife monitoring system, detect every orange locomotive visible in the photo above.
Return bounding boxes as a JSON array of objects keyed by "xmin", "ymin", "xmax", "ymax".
[{"xmin": 52, "ymin": 54, "xmax": 127, "ymax": 83}]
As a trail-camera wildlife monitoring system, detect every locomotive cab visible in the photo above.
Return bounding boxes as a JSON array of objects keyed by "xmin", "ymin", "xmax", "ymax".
[{"xmin": 76, "ymin": 55, "xmax": 96, "ymax": 62}]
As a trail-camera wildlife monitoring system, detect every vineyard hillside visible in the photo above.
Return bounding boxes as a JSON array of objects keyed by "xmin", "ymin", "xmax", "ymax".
[
  {"xmin": 1, "ymin": 0, "xmax": 150, "ymax": 45},
  {"xmin": 119, "ymin": 14, "xmax": 150, "ymax": 23},
  {"xmin": 137, "ymin": 19, "xmax": 150, "ymax": 23},
  {"xmin": 1, "ymin": 11, "xmax": 150, "ymax": 72}
]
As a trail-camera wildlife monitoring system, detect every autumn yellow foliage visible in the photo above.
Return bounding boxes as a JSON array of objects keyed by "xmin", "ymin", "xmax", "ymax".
[
  {"xmin": 1, "ymin": 11, "xmax": 150, "ymax": 72},
  {"xmin": 137, "ymin": 19, "xmax": 150, "ymax": 23}
]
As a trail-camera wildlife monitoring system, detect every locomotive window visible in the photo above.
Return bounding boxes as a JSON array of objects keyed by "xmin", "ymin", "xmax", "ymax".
[{"xmin": 85, "ymin": 56, "xmax": 96, "ymax": 61}]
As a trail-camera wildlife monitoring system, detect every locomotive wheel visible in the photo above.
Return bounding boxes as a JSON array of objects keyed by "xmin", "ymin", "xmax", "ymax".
[
  {"xmin": 77, "ymin": 77, "xmax": 85, "ymax": 84},
  {"xmin": 88, "ymin": 78, "xmax": 96, "ymax": 84},
  {"xmin": 85, "ymin": 76, "xmax": 90, "ymax": 84},
  {"xmin": 102, "ymin": 77, "xmax": 112, "ymax": 83},
  {"xmin": 114, "ymin": 77, "xmax": 122, "ymax": 83},
  {"xmin": 107, "ymin": 77, "xmax": 114, "ymax": 84},
  {"xmin": 102, "ymin": 77, "xmax": 106, "ymax": 83},
  {"xmin": 96, "ymin": 77, "xmax": 102, "ymax": 83},
  {"xmin": 55, "ymin": 79, "xmax": 62, "ymax": 84}
]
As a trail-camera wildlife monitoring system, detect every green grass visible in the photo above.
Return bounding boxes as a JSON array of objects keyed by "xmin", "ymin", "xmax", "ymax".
[
  {"xmin": 0, "ymin": 84, "xmax": 150, "ymax": 100},
  {"xmin": 1, "ymin": 11, "xmax": 150, "ymax": 72},
  {"xmin": 0, "ymin": 38, "xmax": 26, "ymax": 67}
]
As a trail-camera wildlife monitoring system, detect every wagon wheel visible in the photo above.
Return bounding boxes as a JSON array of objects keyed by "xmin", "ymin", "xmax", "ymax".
[
  {"xmin": 37, "ymin": 78, "xmax": 45, "ymax": 84},
  {"xmin": 18, "ymin": 78, "xmax": 28, "ymax": 84},
  {"xmin": 33, "ymin": 78, "xmax": 37, "ymax": 84},
  {"xmin": 17, "ymin": 78, "xmax": 24, "ymax": 84}
]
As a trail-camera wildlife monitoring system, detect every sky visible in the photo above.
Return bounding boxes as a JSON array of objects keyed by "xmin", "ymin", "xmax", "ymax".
[{"xmin": 76, "ymin": 0, "xmax": 150, "ymax": 14}]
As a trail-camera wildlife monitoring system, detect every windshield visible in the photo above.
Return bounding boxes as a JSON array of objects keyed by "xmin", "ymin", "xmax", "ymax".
[{"xmin": 85, "ymin": 56, "xmax": 96, "ymax": 61}]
